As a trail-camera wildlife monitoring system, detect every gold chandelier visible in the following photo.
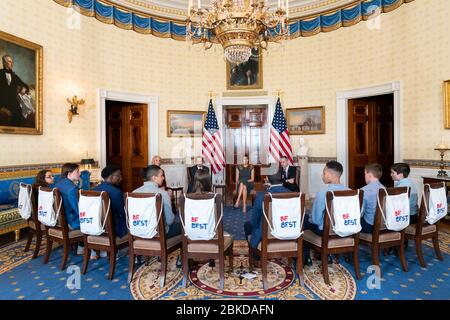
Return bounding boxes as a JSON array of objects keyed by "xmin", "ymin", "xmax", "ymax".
[{"xmin": 186, "ymin": 0, "xmax": 289, "ymax": 65}]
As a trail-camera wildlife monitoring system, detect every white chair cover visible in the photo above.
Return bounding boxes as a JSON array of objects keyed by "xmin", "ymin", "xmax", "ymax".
[
  {"xmin": 326, "ymin": 191, "xmax": 362, "ymax": 237},
  {"xmin": 378, "ymin": 188, "xmax": 410, "ymax": 231},
  {"xmin": 79, "ymin": 191, "xmax": 109, "ymax": 236},
  {"xmin": 262, "ymin": 193, "xmax": 304, "ymax": 240},
  {"xmin": 18, "ymin": 184, "xmax": 32, "ymax": 220},
  {"xmin": 181, "ymin": 194, "xmax": 219, "ymax": 241},
  {"xmin": 37, "ymin": 187, "xmax": 60, "ymax": 227},
  {"xmin": 126, "ymin": 195, "xmax": 161, "ymax": 239},
  {"xmin": 424, "ymin": 184, "xmax": 448, "ymax": 225}
]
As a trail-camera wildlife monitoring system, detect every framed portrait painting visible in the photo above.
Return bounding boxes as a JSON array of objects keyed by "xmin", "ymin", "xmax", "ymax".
[
  {"xmin": 286, "ymin": 106, "xmax": 325, "ymax": 135},
  {"xmin": 167, "ymin": 110, "xmax": 206, "ymax": 137},
  {"xmin": 0, "ymin": 31, "xmax": 43, "ymax": 135},
  {"xmin": 226, "ymin": 48, "xmax": 262, "ymax": 90}
]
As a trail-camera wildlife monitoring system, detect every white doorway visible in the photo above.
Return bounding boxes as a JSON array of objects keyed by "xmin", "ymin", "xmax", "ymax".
[
  {"xmin": 97, "ymin": 89, "xmax": 159, "ymax": 168},
  {"xmin": 336, "ymin": 81, "xmax": 402, "ymax": 186}
]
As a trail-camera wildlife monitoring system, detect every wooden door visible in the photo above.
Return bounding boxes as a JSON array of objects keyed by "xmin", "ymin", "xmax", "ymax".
[
  {"xmin": 224, "ymin": 106, "xmax": 268, "ymax": 203},
  {"xmin": 348, "ymin": 94, "xmax": 394, "ymax": 189},
  {"xmin": 106, "ymin": 101, "xmax": 148, "ymax": 192}
]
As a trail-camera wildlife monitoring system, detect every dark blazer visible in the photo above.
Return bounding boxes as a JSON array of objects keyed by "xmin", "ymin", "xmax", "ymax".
[
  {"xmin": 187, "ymin": 165, "xmax": 210, "ymax": 193},
  {"xmin": 280, "ymin": 165, "xmax": 299, "ymax": 192},
  {"xmin": 0, "ymin": 69, "xmax": 28, "ymax": 126}
]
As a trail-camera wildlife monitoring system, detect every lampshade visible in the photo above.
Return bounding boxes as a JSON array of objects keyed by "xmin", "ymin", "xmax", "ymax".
[{"xmin": 80, "ymin": 158, "xmax": 95, "ymax": 165}]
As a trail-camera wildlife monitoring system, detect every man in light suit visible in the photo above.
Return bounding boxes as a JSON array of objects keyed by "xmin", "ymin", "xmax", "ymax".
[{"xmin": 187, "ymin": 157, "xmax": 210, "ymax": 193}]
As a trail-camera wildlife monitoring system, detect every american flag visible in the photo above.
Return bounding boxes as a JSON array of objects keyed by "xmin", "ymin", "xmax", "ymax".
[
  {"xmin": 202, "ymin": 99, "xmax": 225, "ymax": 174},
  {"xmin": 269, "ymin": 98, "xmax": 294, "ymax": 165}
]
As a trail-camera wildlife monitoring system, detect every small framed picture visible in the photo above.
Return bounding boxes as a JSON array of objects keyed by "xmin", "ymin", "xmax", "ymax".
[
  {"xmin": 286, "ymin": 106, "xmax": 325, "ymax": 135},
  {"xmin": 167, "ymin": 110, "xmax": 206, "ymax": 137},
  {"xmin": 226, "ymin": 48, "xmax": 262, "ymax": 90}
]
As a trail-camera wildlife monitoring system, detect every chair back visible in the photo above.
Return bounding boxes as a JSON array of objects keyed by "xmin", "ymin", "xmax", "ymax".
[
  {"xmin": 187, "ymin": 165, "xmax": 212, "ymax": 190},
  {"xmin": 181, "ymin": 193, "xmax": 218, "ymax": 240},
  {"xmin": 325, "ymin": 189, "xmax": 363, "ymax": 237},
  {"xmin": 262, "ymin": 192, "xmax": 305, "ymax": 241},
  {"xmin": 79, "ymin": 190, "xmax": 115, "ymax": 240},
  {"xmin": 377, "ymin": 187, "xmax": 411, "ymax": 231},
  {"xmin": 262, "ymin": 192, "xmax": 305, "ymax": 244},
  {"xmin": 18, "ymin": 183, "xmax": 33, "ymax": 220},
  {"xmin": 417, "ymin": 182, "xmax": 446, "ymax": 234},
  {"xmin": 373, "ymin": 187, "xmax": 410, "ymax": 237},
  {"xmin": 39, "ymin": 187, "xmax": 69, "ymax": 233},
  {"xmin": 125, "ymin": 193, "xmax": 167, "ymax": 249},
  {"xmin": 422, "ymin": 182, "xmax": 447, "ymax": 225},
  {"xmin": 179, "ymin": 193, "xmax": 224, "ymax": 247}
]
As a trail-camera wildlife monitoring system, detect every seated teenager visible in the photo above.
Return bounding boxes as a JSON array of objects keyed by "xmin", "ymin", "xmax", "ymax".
[
  {"xmin": 55, "ymin": 163, "xmax": 81, "ymax": 230},
  {"xmin": 390, "ymin": 162, "xmax": 418, "ymax": 224},
  {"xmin": 187, "ymin": 157, "xmax": 210, "ymax": 193},
  {"xmin": 55, "ymin": 163, "xmax": 83, "ymax": 254},
  {"xmin": 32, "ymin": 169, "xmax": 55, "ymax": 203},
  {"xmin": 133, "ymin": 165, "xmax": 181, "ymax": 239},
  {"xmin": 360, "ymin": 163, "xmax": 385, "ymax": 234},
  {"xmin": 93, "ymin": 165, "xmax": 127, "ymax": 238},
  {"xmin": 280, "ymin": 156, "xmax": 299, "ymax": 192},
  {"xmin": 244, "ymin": 172, "xmax": 291, "ymax": 265},
  {"xmin": 303, "ymin": 161, "xmax": 349, "ymax": 264}
]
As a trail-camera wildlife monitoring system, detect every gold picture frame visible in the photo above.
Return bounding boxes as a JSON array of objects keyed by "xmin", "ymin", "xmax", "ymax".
[
  {"xmin": 226, "ymin": 48, "xmax": 263, "ymax": 90},
  {"xmin": 167, "ymin": 110, "xmax": 206, "ymax": 137},
  {"xmin": 0, "ymin": 31, "xmax": 43, "ymax": 135},
  {"xmin": 286, "ymin": 106, "xmax": 325, "ymax": 135},
  {"xmin": 444, "ymin": 80, "xmax": 450, "ymax": 129}
]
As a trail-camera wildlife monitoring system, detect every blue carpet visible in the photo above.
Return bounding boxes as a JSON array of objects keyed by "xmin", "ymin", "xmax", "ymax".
[{"xmin": 0, "ymin": 208, "xmax": 449, "ymax": 300}]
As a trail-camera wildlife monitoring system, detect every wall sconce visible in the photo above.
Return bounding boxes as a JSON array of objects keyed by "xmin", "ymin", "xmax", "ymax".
[{"xmin": 67, "ymin": 87, "xmax": 85, "ymax": 123}]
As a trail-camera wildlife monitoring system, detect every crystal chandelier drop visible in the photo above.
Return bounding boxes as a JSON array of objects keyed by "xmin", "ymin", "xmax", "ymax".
[{"xmin": 186, "ymin": 0, "xmax": 289, "ymax": 65}]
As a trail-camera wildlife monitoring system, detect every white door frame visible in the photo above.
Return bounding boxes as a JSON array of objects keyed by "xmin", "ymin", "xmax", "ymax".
[
  {"xmin": 336, "ymin": 81, "xmax": 402, "ymax": 186},
  {"xmin": 97, "ymin": 89, "xmax": 159, "ymax": 168}
]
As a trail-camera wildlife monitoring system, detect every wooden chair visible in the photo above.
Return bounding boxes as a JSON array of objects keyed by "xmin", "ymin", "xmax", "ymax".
[
  {"xmin": 179, "ymin": 193, "xmax": 233, "ymax": 290},
  {"xmin": 22, "ymin": 183, "xmax": 45, "ymax": 259},
  {"xmin": 42, "ymin": 187, "xmax": 84, "ymax": 270},
  {"xmin": 249, "ymin": 192, "xmax": 305, "ymax": 290},
  {"xmin": 186, "ymin": 165, "xmax": 212, "ymax": 193},
  {"xmin": 80, "ymin": 190, "xmax": 128, "ymax": 280},
  {"xmin": 359, "ymin": 187, "xmax": 409, "ymax": 273},
  {"xmin": 405, "ymin": 183, "xmax": 444, "ymax": 267},
  {"xmin": 126, "ymin": 193, "xmax": 182, "ymax": 287},
  {"xmin": 303, "ymin": 190, "xmax": 362, "ymax": 285}
]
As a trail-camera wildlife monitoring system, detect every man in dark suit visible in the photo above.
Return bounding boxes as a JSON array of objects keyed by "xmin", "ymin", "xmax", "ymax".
[
  {"xmin": 187, "ymin": 157, "xmax": 210, "ymax": 193},
  {"xmin": 279, "ymin": 156, "xmax": 299, "ymax": 192},
  {"xmin": 0, "ymin": 54, "xmax": 28, "ymax": 126},
  {"xmin": 244, "ymin": 172, "xmax": 291, "ymax": 265}
]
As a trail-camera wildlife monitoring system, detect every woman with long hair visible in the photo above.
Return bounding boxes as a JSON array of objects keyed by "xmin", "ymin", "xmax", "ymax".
[
  {"xmin": 234, "ymin": 155, "xmax": 254, "ymax": 213},
  {"xmin": 191, "ymin": 169, "xmax": 212, "ymax": 194},
  {"xmin": 33, "ymin": 169, "xmax": 54, "ymax": 189}
]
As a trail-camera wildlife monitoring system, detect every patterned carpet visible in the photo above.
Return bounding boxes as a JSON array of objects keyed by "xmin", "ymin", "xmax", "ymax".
[{"xmin": 0, "ymin": 207, "xmax": 449, "ymax": 300}]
